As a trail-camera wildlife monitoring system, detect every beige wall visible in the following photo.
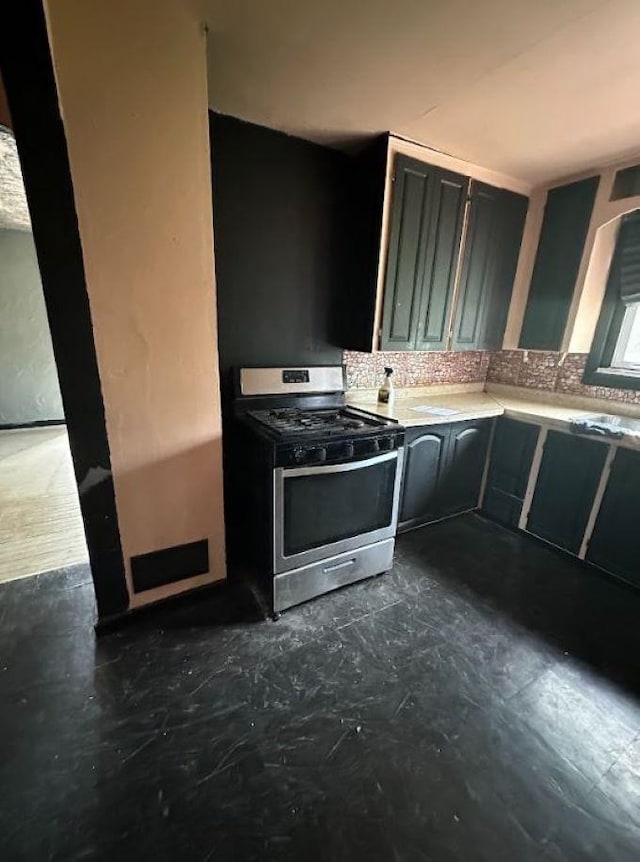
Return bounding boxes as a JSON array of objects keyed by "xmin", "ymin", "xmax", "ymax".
[
  {"xmin": 203, "ymin": 0, "xmax": 640, "ymax": 186},
  {"xmin": 45, "ymin": 0, "xmax": 226, "ymax": 606},
  {"xmin": 503, "ymin": 152, "xmax": 640, "ymax": 354}
]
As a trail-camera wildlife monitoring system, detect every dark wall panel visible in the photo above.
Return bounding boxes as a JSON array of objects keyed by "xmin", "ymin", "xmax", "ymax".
[
  {"xmin": 210, "ymin": 113, "xmax": 354, "ymax": 565},
  {"xmin": 210, "ymin": 113, "xmax": 347, "ymax": 405}
]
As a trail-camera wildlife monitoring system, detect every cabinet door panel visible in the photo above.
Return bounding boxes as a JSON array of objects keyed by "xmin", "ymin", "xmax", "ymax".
[
  {"xmin": 587, "ymin": 448, "xmax": 640, "ymax": 587},
  {"xmin": 415, "ymin": 173, "xmax": 467, "ymax": 350},
  {"xmin": 440, "ymin": 420, "xmax": 492, "ymax": 516},
  {"xmin": 399, "ymin": 426, "xmax": 449, "ymax": 530},
  {"xmin": 452, "ymin": 183, "xmax": 528, "ymax": 351},
  {"xmin": 527, "ymin": 431, "xmax": 607, "ymax": 554},
  {"xmin": 381, "ymin": 156, "xmax": 466, "ymax": 351},
  {"xmin": 482, "ymin": 191, "xmax": 529, "ymax": 350},
  {"xmin": 482, "ymin": 418, "xmax": 539, "ymax": 528},
  {"xmin": 452, "ymin": 186, "xmax": 495, "ymax": 349},
  {"xmin": 381, "ymin": 160, "xmax": 430, "ymax": 349},
  {"xmin": 519, "ymin": 175, "xmax": 599, "ymax": 351}
]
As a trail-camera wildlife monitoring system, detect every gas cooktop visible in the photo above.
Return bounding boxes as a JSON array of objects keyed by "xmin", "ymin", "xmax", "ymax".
[{"xmin": 247, "ymin": 407, "xmax": 387, "ymax": 438}]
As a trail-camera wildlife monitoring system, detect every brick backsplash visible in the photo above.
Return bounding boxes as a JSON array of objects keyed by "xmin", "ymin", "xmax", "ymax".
[
  {"xmin": 345, "ymin": 348, "xmax": 640, "ymax": 404},
  {"xmin": 487, "ymin": 350, "xmax": 640, "ymax": 404},
  {"xmin": 343, "ymin": 350, "xmax": 490, "ymax": 389}
]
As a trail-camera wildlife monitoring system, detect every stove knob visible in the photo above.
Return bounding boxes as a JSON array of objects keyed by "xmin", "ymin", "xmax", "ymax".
[
  {"xmin": 342, "ymin": 442, "xmax": 355, "ymax": 459},
  {"xmin": 292, "ymin": 445, "xmax": 306, "ymax": 464},
  {"xmin": 378, "ymin": 436, "xmax": 394, "ymax": 452},
  {"xmin": 307, "ymin": 446, "xmax": 327, "ymax": 464},
  {"xmin": 367, "ymin": 439, "xmax": 380, "ymax": 454}
]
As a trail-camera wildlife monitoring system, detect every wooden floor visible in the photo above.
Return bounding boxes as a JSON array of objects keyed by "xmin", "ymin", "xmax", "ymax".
[{"xmin": 0, "ymin": 427, "xmax": 88, "ymax": 583}]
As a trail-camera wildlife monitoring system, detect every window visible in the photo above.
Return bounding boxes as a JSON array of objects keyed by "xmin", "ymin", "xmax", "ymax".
[
  {"xmin": 584, "ymin": 210, "xmax": 640, "ymax": 389},
  {"xmin": 611, "ymin": 303, "xmax": 640, "ymax": 370}
]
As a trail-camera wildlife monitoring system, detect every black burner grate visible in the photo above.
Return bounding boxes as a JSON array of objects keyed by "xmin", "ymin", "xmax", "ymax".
[{"xmin": 248, "ymin": 407, "xmax": 379, "ymax": 437}]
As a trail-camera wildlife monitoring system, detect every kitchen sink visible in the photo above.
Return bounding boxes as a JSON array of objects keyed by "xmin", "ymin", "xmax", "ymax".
[{"xmin": 570, "ymin": 413, "xmax": 640, "ymax": 439}]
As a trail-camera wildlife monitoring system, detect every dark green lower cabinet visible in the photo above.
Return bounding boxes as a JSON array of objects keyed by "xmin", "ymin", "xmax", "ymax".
[
  {"xmin": 526, "ymin": 431, "xmax": 607, "ymax": 554},
  {"xmin": 482, "ymin": 420, "xmax": 640, "ymax": 591},
  {"xmin": 398, "ymin": 426, "xmax": 449, "ymax": 530},
  {"xmin": 399, "ymin": 419, "xmax": 491, "ymax": 532},
  {"xmin": 439, "ymin": 421, "xmax": 492, "ymax": 516},
  {"xmin": 482, "ymin": 418, "xmax": 539, "ymax": 528},
  {"xmin": 587, "ymin": 448, "xmax": 640, "ymax": 587}
]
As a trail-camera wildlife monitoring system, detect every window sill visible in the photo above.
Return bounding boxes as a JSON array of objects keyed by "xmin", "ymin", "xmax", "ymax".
[{"xmin": 583, "ymin": 365, "xmax": 640, "ymax": 391}]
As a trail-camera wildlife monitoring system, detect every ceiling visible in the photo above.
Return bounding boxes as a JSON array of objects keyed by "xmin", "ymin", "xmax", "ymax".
[
  {"xmin": 201, "ymin": 0, "xmax": 640, "ymax": 186},
  {"xmin": 0, "ymin": 127, "xmax": 31, "ymax": 232}
]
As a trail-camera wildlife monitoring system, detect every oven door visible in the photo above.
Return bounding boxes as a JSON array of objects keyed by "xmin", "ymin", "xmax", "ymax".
[{"xmin": 273, "ymin": 449, "xmax": 404, "ymax": 573}]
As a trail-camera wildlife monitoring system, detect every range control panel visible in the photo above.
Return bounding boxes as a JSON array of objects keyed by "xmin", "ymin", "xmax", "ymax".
[
  {"xmin": 276, "ymin": 432, "xmax": 404, "ymax": 468},
  {"xmin": 282, "ymin": 369, "xmax": 310, "ymax": 384}
]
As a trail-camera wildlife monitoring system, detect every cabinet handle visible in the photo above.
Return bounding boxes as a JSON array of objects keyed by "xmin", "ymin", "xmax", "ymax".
[{"xmin": 323, "ymin": 558, "xmax": 356, "ymax": 574}]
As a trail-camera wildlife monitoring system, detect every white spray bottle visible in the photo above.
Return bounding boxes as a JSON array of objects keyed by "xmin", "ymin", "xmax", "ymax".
[{"xmin": 377, "ymin": 366, "xmax": 395, "ymax": 407}]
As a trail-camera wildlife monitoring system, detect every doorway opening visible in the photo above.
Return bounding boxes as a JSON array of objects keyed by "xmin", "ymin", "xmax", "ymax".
[
  {"xmin": 0, "ymin": 116, "xmax": 89, "ymax": 584},
  {"xmin": 2, "ymin": 3, "xmax": 126, "ymax": 619}
]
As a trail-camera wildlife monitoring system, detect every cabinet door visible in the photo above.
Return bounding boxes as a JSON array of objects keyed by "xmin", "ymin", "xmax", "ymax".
[
  {"xmin": 381, "ymin": 156, "xmax": 466, "ymax": 351},
  {"xmin": 587, "ymin": 448, "xmax": 640, "ymax": 587},
  {"xmin": 398, "ymin": 425, "xmax": 450, "ymax": 531},
  {"xmin": 452, "ymin": 183, "xmax": 528, "ymax": 351},
  {"xmin": 482, "ymin": 189, "xmax": 529, "ymax": 349},
  {"xmin": 482, "ymin": 418, "xmax": 539, "ymax": 527},
  {"xmin": 526, "ymin": 431, "xmax": 607, "ymax": 554},
  {"xmin": 439, "ymin": 419, "xmax": 492, "ymax": 517},
  {"xmin": 519, "ymin": 175, "xmax": 599, "ymax": 351},
  {"xmin": 414, "ymin": 171, "xmax": 467, "ymax": 350}
]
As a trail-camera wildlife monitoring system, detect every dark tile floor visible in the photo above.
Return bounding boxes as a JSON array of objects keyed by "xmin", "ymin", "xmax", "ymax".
[{"xmin": 1, "ymin": 514, "xmax": 640, "ymax": 861}]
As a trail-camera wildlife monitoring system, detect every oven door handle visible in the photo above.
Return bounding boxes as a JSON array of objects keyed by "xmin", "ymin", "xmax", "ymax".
[{"xmin": 280, "ymin": 450, "xmax": 398, "ymax": 478}]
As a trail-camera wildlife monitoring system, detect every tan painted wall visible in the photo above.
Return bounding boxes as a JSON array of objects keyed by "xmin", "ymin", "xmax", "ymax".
[{"xmin": 45, "ymin": 0, "xmax": 226, "ymax": 606}]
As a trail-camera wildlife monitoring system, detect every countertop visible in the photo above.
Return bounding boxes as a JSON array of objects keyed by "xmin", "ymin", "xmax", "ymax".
[
  {"xmin": 348, "ymin": 387, "xmax": 503, "ymax": 427},
  {"xmin": 346, "ymin": 383, "xmax": 640, "ymax": 450}
]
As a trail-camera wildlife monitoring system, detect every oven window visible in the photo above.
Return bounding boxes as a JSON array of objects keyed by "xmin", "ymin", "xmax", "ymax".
[{"xmin": 283, "ymin": 457, "xmax": 397, "ymax": 557}]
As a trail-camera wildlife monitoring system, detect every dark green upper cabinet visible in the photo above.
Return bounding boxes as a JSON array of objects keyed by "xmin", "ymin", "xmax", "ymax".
[
  {"xmin": 381, "ymin": 155, "xmax": 467, "ymax": 351},
  {"xmin": 343, "ymin": 141, "xmax": 530, "ymax": 353},
  {"xmin": 452, "ymin": 182, "xmax": 528, "ymax": 351},
  {"xmin": 439, "ymin": 419, "xmax": 492, "ymax": 516},
  {"xmin": 414, "ymin": 171, "xmax": 469, "ymax": 350},
  {"xmin": 519, "ymin": 175, "xmax": 599, "ymax": 351}
]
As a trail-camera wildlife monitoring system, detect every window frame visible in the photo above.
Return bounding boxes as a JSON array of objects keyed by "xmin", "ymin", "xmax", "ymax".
[
  {"xmin": 610, "ymin": 303, "xmax": 640, "ymax": 370},
  {"xmin": 584, "ymin": 220, "xmax": 640, "ymax": 390}
]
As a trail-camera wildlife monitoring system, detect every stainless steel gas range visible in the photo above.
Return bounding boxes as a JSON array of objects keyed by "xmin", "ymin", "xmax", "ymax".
[{"xmin": 234, "ymin": 366, "xmax": 405, "ymax": 616}]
